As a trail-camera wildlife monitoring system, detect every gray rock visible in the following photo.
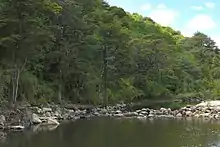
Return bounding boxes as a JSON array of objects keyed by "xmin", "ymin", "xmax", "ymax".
[
  {"xmin": 67, "ymin": 109, "xmax": 75, "ymax": 113},
  {"xmin": 157, "ymin": 115, "xmax": 174, "ymax": 118},
  {"xmin": 115, "ymin": 110, "xmax": 122, "ymax": 114},
  {"xmin": 141, "ymin": 108, "xmax": 149, "ymax": 112},
  {"xmin": 138, "ymin": 113, "xmax": 145, "ymax": 117},
  {"xmin": 205, "ymin": 109, "xmax": 211, "ymax": 113},
  {"xmin": 194, "ymin": 114, "xmax": 200, "ymax": 118},
  {"xmin": 199, "ymin": 113, "xmax": 210, "ymax": 117},
  {"xmin": 8, "ymin": 125, "xmax": 25, "ymax": 130},
  {"xmin": 54, "ymin": 111, "xmax": 61, "ymax": 117},
  {"xmin": 149, "ymin": 111, "xmax": 155, "ymax": 115},
  {"xmin": 166, "ymin": 115, "xmax": 175, "ymax": 118},
  {"xmin": 114, "ymin": 114, "xmax": 124, "ymax": 117},
  {"xmin": 167, "ymin": 108, "xmax": 172, "ymax": 112},
  {"xmin": 124, "ymin": 112, "xmax": 138, "ymax": 117},
  {"xmin": 176, "ymin": 113, "xmax": 182, "ymax": 117},
  {"xmin": 136, "ymin": 110, "xmax": 142, "ymax": 113},
  {"xmin": 185, "ymin": 111, "xmax": 192, "ymax": 117},
  {"xmin": 160, "ymin": 108, "xmax": 167, "ymax": 112},
  {"xmin": 148, "ymin": 114, "xmax": 154, "ymax": 117},
  {"xmin": 196, "ymin": 101, "xmax": 220, "ymax": 107},
  {"xmin": 215, "ymin": 106, "xmax": 220, "ymax": 111},
  {"xmin": 140, "ymin": 111, "xmax": 148, "ymax": 115},
  {"xmin": 46, "ymin": 118, "xmax": 59, "ymax": 125},
  {"xmin": 37, "ymin": 108, "xmax": 42, "ymax": 114},
  {"xmin": 0, "ymin": 115, "xmax": 6, "ymax": 126},
  {"xmin": 155, "ymin": 110, "xmax": 163, "ymax": 115},
  {"xmin": 75, "ymin": 110, "xmax": 81, "ymax": 115},
  {"xmin": 0, "ymin": 131, "xmax": 6, "ymax": 141},
  {"xmin": 100, "ymin": 109, "xmax": 108, "ymax": 114},
  {"xmin": 214, "ymin": 114, "xmax": 219, "ymax": 119},
  {"xmin": 45, "ymin": 112, "xmax": 51, "ymax": 117},
  {"xmin": 137, "ymin": 116, "xmax": 146, "ymax": 120},
  {"xmin": 43, "ymin": 108, "xmax": 52, "ymax": 112},
  {"xmin": 32, "ymin": 113, "xmax": 42, "ymax": 124},
  {"xmin": 133, "ymin": 112, "xmax": 139, "ymax": 116}
]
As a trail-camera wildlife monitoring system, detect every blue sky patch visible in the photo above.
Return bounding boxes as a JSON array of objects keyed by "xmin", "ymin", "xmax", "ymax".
[{"xmin": 105, "ymin": 0, "xmax": 220, "ymax": 46}]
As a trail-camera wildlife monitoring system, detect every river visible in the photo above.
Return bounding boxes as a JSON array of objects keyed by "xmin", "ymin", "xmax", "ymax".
[{"xmin": 1, "ymin": 118, "xmax": 220, "ymax": 147}]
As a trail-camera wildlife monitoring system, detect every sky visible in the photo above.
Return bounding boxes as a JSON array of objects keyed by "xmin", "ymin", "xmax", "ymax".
[{"xmin": 105, "ymin": 0, "xmax": 220, "ymax": 46}]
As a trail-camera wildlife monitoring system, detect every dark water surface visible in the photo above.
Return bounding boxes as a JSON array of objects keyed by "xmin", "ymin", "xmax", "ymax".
[{"xmin": 2, "ymin": 118, "xmax": 220, "ymax": 147}]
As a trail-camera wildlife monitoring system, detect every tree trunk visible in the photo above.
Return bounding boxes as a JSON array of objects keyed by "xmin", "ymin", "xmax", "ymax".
[
  {"xmin": 12, "ymin": 70, "xmax": 16, "ymax": 104},
  {"xmin": 11, "ymin": 58, "xmax": 27, "ymax": 105},
  {"xmin": 14, "ymin": 69, "xmax": 20, "ymax": 104},
  {"xmin": 11, "ymin": 68, "xmax": 20, "ymax": 106},
  {"xmin": 58, "ymin": 69, "xmax": 62, "ymax": 103},
  {"xmin": 103, "ymin": 45, "xmax": 108, "ymax": 105}
]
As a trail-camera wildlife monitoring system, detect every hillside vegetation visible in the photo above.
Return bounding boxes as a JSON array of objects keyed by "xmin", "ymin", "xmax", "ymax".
[{"xmin": 0, "ymin": 0, "xmax": 219, "ymax": 105}]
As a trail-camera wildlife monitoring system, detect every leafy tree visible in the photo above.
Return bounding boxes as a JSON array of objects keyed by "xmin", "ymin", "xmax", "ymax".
[{"xmin": 0, "ymin": 0, "xmax": 220, "ymax": 105}]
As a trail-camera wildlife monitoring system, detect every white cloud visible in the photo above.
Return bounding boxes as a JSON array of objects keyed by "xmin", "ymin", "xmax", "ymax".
[
  {"xmin": 157, "ymin": 4, "xmax": 167, "ymax": 9},
  {"xmin": 186, "ymin": 14, "xmax": 216, "ymax": 31},
  {"xmin": 181, "ymin": 29, "xmax": 194, "ymax": 37},
  {"xmin": 140, "ymin": 3, "xmax": 151, "ymax": 11},
  {"xmin": 181, "ymin": 30, "xmax": 220, "ymax": 47},
  {"xmin": 205, "ymin": 2, "xmax": 215, "ymax": 9},
  {"xmin": 148, "ymin": 4, "xmax": 178, "ymax": 26},
  {"xmin": 181, "ymin": 14, "xmax": 219, "ymax": 47},
  {"xmin": 212, "ymin": 36, "xmax": 220, "ymax": 47},
  {"xmin": 191, "ymin": 6, "xmax": 203, "ymax": 10}
]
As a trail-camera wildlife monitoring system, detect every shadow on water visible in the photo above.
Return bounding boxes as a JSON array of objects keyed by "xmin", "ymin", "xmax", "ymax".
[{"xmin": 1, "ymin": 118, "xmax": 220, "ymax": 147}]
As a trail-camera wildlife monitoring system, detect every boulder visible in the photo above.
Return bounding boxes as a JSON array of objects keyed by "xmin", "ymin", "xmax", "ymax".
[
  {"xmin": 138, "ymin": 113, "xmax": 144, "ymax": 117},
  {"xmin": 124, "ymin": 112, "xmax": 138, "ymax": 117},
  {"xmin": 185, "ymin": 111, "xmax": 193, "ymax": 117},
  {"xmin": 160, "ymin": 108, "xmax": 167, "ymax": 112},
  {"xmin": 115, "ymin": 110, "xmax": 122, "ymax": 114},
  {"xmin": 93, "ymin": 111, "xmax": 101, "ymax": 116},
  {"xmin": 32, "ymin": 113, "xmax": 42, "ymax": 124},
  {"xmin": 148, "ymin": 114, "xmax": 154, "ymax": 117},
  {"xmin": 75, "ymin": 110, "xmax": 82, "ymax": 115},
  {"xmin": 114, "ymin": 113, "xmax": 124, "ymax": 117},
  {"xmin": 0, "ymin": 132, "xmax": 6, "ymax": 141},
  {"xmin": 100, "ymin": 108, "xmax": 107, "ymax": 114},
  {"xmin": 136, "ymin": 110, "xmax": 142, "ymax": 113},
  {"xmin": 46, "ymin": 118, "xmax": 59, "ymax": 125},
  {"xmin": 140, "ymin": 111, "xmax": 148, "ymax": 115},
  {"xmin": 67, "ymin": 109, "xmax": 75, "ymax": 113},
  {"xmin": 54, "ymin": 111, "xmax": 62, "ymax": 117},
  {"xmin": 155, "ymin": 110, "xmax": 163, "ymax": 115},
  {"xmin": 0, "ymin": 115, "xmax": 6, "ymax": 126},
  {"xmin": 141, "ymin": 108, "xmax": 149, "ymax": 112},
  {"xmin": 214, "ymin": 114, "xmax": 219, "ymax": 119},
  {"xmin": 37, "ymin": 108, "xmax": 42, "ymax": 114},
  {"xmin": 137, "ymin": 116, "xmax": 146, "ymax": 120},
  {"xmin": 176, "ymin": 113, "xmax": 182, "ymax": 117},
  {"xmin": 196, "ymin": 101, "xmax": 220, "ymax": 107},
  {"xmin": 42, "ymin": 108, "xmax": 52, "ymax": 113},
  {"xmin": 45, "ymin": 112, "xmax": 51, "ymax": 117},
  {"xmin": 157, "ymin": 115, "xmax": 174, "ymax": 119},
  {"xmin": 8, "ymin": 125, "xmax": 25, "ymax": 130}
]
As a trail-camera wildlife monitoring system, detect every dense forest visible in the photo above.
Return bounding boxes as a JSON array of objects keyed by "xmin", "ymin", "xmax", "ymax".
[{"xmin": 0, "ymin": 0, "xmax": 219, "ymax": 105}]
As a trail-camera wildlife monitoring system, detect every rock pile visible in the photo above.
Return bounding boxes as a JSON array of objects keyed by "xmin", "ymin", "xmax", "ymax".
[
  {"xmin": 1, "ymin": 101, "xmax": 220, "ymax": 134},
  {"xmin": 99, "ymin": 101, "xmax": 220, "ymax": 120}
]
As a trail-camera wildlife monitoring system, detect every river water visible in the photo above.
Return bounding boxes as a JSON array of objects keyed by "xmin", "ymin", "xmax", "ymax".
[{"xmin": 1, "ymin": 118, "xmax": 220, "ymax": 147}]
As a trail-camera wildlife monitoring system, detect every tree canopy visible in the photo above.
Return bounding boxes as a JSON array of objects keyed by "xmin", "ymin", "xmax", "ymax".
[{"xmin": 0, "ymin": 0, "xmax": 219, "ymax": 105}]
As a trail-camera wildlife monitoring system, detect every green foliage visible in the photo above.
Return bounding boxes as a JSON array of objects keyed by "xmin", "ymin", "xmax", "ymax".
[{"xmin": 0, "ymin": 0, "xmax": 219, "ymax": 105}]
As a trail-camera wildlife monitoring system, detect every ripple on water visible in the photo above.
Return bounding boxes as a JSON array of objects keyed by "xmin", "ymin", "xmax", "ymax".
[{"xmin": 1, "ymin": 118, "xmax": 220, "ymax": 147}]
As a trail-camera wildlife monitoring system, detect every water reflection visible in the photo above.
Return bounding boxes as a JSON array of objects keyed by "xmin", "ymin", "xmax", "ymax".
[
  {"xmin": 32, "ymin": 124, "xmax": 59, "ymax": 133},
  {"xmin": 1, "ymin": 118, "xmax": 220, "ymax": 147}
]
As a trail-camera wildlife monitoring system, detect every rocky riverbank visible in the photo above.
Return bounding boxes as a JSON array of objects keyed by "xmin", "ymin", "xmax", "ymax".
[{"xmin": 1, "ymin": 100, "xmax": 220, "ymax": 140}]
